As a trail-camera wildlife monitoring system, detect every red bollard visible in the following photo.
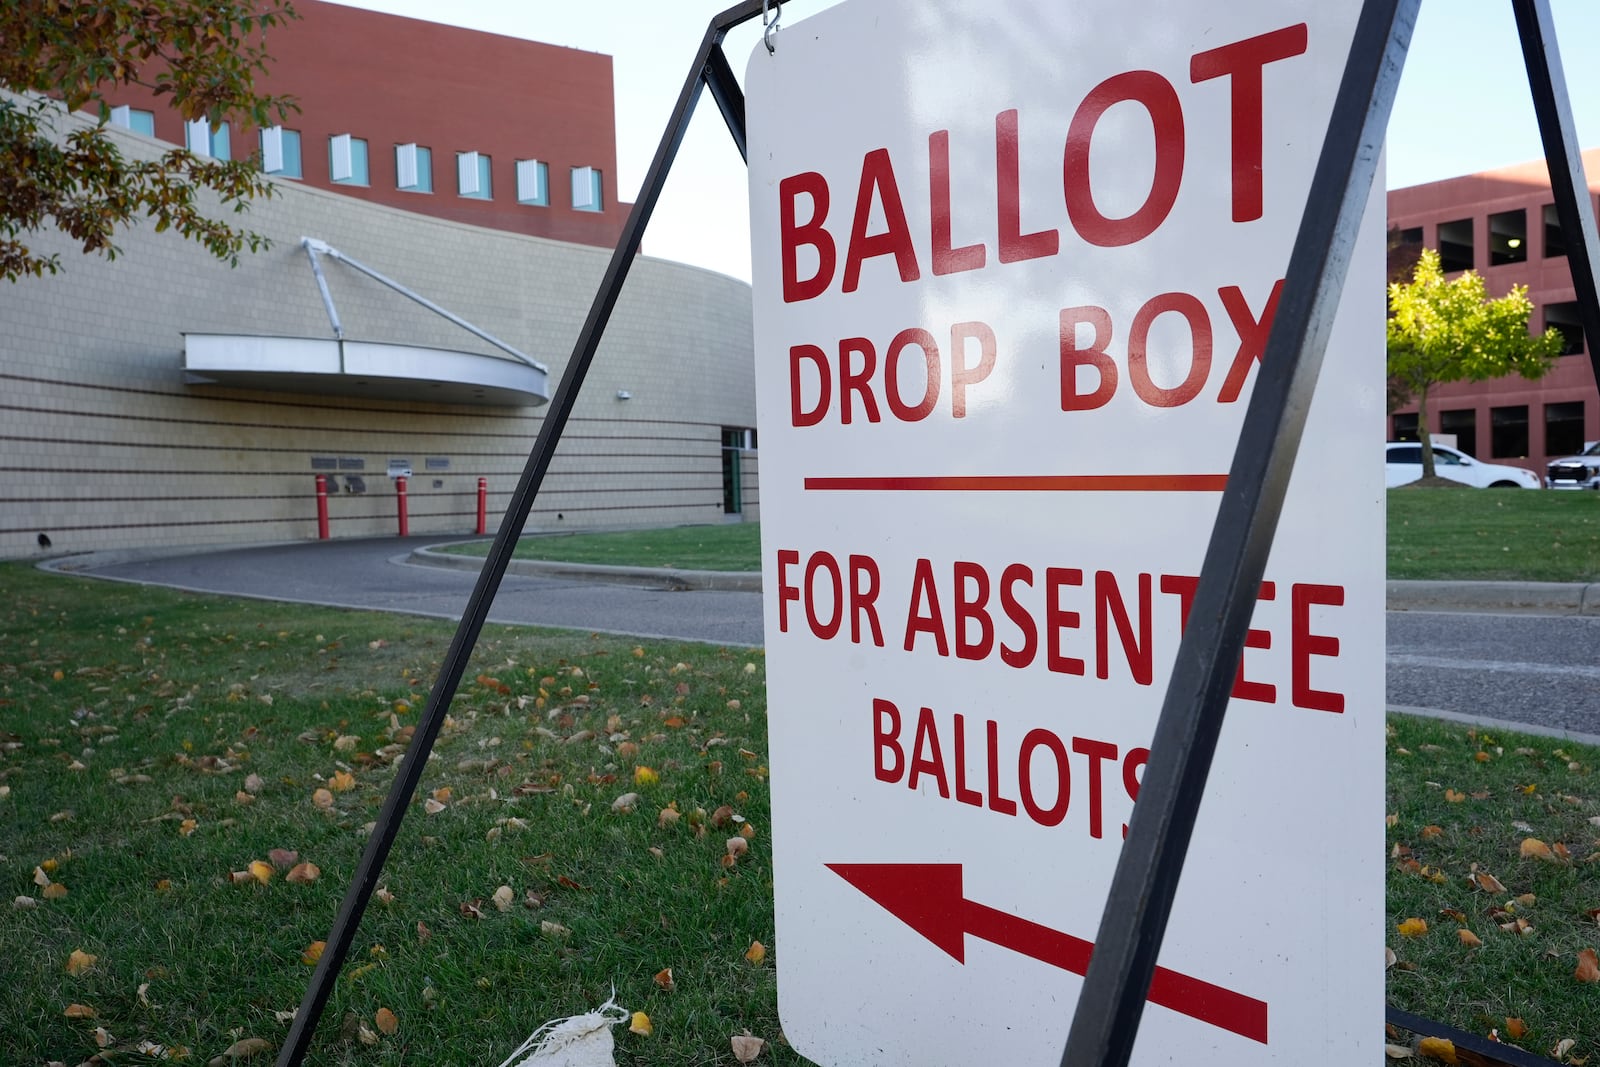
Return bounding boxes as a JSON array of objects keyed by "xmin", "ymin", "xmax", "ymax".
[
  {"xmin": 315, "ymin": 474, "xmax": 330, "ymax": 540},
  {"xmin": 396, "ymin": 475, "xmax": 409, "ymax": 537},
  {"xmin": 476, "ymin": 477, "xmax": 488, "ymax": 536}
]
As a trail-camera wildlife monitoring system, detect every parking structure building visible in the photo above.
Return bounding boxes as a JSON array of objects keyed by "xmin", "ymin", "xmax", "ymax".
[
  {"xmin": 1387, "ymin": 148, "xmax": 1600, "ymax": 478},
  {"xmin": 0, "ymin": 1, "xmax": 758, "ymax": 561}
]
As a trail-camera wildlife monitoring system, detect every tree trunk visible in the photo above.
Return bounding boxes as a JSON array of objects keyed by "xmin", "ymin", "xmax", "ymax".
[{"xmin": 1417, "ymin": 384, "xmax": 1434, "ymax": 480}]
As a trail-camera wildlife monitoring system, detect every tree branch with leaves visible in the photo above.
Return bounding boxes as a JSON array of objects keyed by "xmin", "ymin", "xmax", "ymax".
[
  {"xmin": 1387, "ymin": 247, "xmax": 1563, "ymax": 480},
  {"xmin": 0, "ymin": 0, "xmax": 298, "ymax": 281}
]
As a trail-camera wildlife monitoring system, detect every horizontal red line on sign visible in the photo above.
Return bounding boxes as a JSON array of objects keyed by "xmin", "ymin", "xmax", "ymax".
[{"xmin": 803, "ymin": 474, "xmax": 1229, "ymax": 492}]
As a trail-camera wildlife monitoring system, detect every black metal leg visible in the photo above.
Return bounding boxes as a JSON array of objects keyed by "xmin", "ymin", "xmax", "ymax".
[
  {"xmin": 1513, "ymin": 0, "xmax": 1600, "ymax": 394},
  {"xmin": 272, "ymin": 4, "xmax": 773, "ymax": 1062},
  {"xmin": 1058, "ymin": 2, "xmax": 1418, "ymax": 1064}
]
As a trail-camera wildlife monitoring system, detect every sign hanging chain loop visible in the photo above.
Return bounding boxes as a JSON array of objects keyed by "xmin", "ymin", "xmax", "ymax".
[{"xmin": 762, "ymin": 0, "xmax": 782, "ymax": 53}]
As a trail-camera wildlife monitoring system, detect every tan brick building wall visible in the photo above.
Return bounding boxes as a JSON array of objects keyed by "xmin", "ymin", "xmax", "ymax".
[{"xmin": 0, "ymin": 112, "xmax": 758, "ymax": 560}]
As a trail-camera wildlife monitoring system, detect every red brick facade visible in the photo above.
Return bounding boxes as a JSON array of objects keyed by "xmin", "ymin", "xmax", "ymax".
[
  {"xmin": 1387, "ymin": 150, "xmax": 1600, "ymax": 474},
  {"xmin": 100, "ymin": 0, "xmax": 627, "ymax": 248}
]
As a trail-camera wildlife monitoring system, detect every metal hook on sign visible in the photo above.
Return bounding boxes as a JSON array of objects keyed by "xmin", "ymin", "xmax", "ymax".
[{"xmin": 762, "ymin": 0, "xmax": 782, "ymax": 53}]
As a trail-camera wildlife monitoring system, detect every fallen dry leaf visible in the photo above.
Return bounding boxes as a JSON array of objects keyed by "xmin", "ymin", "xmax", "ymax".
[
  {"xmin": 731, "ymin": 1032, "xmax": 765, "ymax": 1063},
  {"xmin": 94, "ymin": 1025, "xmax": 114, "ymax": 1048},
  {"xmin": 634, "ymin": 765, "xmax": 659, "ymax": 786},
  {"xmin": 1397, "ymin": 918, "xmax": 1428, "ymax": 938},
  {"xmin": 374, "ymin": 887, "xmax": 396, "ymax": 905},
  {"xmin": 1385, "ymin": 1043, "xmax": 1413, "ymax": 1059},
  {"xmin": 1417, "ymin": 1036, "xmax": 1458, "ymax": 1063},
  {"xmin": 492, "ymin": 885, "xmax": 515, "ymax": 912},
  {"xmin": 66, "ymin": 949, "xmax": 97, "ymax": 976},
  {"xmin": 42, "ymin": 882, "xmax": 68, "ymax": 900},
  {"xmin": 64, "ymin": 1003, "xmax": 96, "ymax": 1018},
  {"xmin": 301, "ymin": 941, "xmax": 326, "ymax": 965},
  {"xmin": 727, "ymin": 836, "xmax": 749, "ymax": 859},
  {"xmin": 1577, "ymin": 948, "xmax": 1600, "ymax": 983},
  {"xmin": 1470, "ymin": 871, "xmax": 1507, "ymax": 893},
  {"xmin": 416, "ymin": 920, "xmax": 431, "ymax": 943},
  {"xmin": 745, "ymin": 940, "xmax": 767, "ymax": 965},
  {"xmin": 1444, "ymin": 789, "xmax": 1466, "ymax": 804},
  {"xmin": 312, "ymin": 788, "xmax": 334, "ymax": 810},
  {"xmin": 1521, "ymin": 838, "xmax": 1554, "ymax": 861},
  {"xmin": 1385, "ymin": 946, "xmax": 1397, "ymax": 969},
  {"xmin": 1421, "ymin": 825, "xmax": 1444, "ymax": 840},
  {"xmin": 268, "ymin": 848, "xmax": 298, "ymax": 869},
  {"xmin": 1554, "ymin": 1039, "xmax": 1576, "ymax": 1060},
  {"xmin": 1458, "ymin": 929, "xmax": 1482, "ymax": 948},
  {"xmin": 375, "ymin": 1007, "xmax": 398, "ymax": 1035},
  {"xmin": 423, "ymin": 797, "xmax": 447, "ymax": 815},
  {"xmin": 540, "ymin": 920, "xmax": 571, "ymax": 939},
  {"xmin": 611, "ymin": 792, "xmax": 641, "ymax": 813},
  {"xmin": 1507, "ymin": 1018, "xmax": 1527, "ymax": 1039},
  {"xmin": 243, "ymin": 773, "xmax": 264, "ymax": 794},
  {"xmin": 13, "ymin": 895, "xmax": 37, "ymax": 909},
  {"xmin": 328, "ymin": 770, "xmax": 356, "ymax": 793},
  {"xmin": 286, "ymin": 862, "xmax": 320, "ymax": 884},
  {"xmin": 248, "ymin": 860, "xmax": 274, "ymax": 885},
  {"xmin": 630, "ymin": 1011, "xmax": 653, "ymax": 1037},
  {"xmin": 179, "ymin": 817, "xmax": 198, "ymax": 836},
  {"xmin": 654, "ymin": 967, "xmax": 675, "ymax": 992}
]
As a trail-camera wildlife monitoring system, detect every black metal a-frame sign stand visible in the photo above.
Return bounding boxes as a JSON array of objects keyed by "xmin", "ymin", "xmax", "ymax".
[{"xmin": 277, "ymin": 1, "xmax": 1600, "ymax": 1064}]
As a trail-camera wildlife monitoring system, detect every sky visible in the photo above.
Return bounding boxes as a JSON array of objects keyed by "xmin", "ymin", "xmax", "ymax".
[{"xmin": 330, "ymin": 0, "xmax": 1600, "ymax": 283}]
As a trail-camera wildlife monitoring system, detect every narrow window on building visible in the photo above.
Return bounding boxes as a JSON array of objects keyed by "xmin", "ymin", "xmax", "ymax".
[
  {"xmin": 396, "ymin": 143, "xmax": 432, "ymax": 192},
  {"xmin": 571, "ymin": 165, "xmax": 604, "ymax": 212},
  {"xmin": 1436, "ymin": 218, "xmax": 1474, "ymax": 272},
  {"xmin": 1544, "ymin": 204, "xmax": 1567, "ymax": 258},
  {"xmin": 1439, "ymin": 408, "xmax": 1477, "ymax": 457},
  {"xmin": 457, "ymin": 151, "xmax": 492, "ymax": 199},
  {"xmin": 1488, "ymin": 209, "xmax": 1527, "ymax": 266},
  {"xmin": 108, "ymin": 105, "xmax": 156, "ymax": 136},
  {"xmin": 185, "ymin": 119, "xmax": 230, "ymax": 160},
  {"xmin": 260, "ymin": 127, "xmax": 302, "ymax": 179},
  {"xmin": 516, "ymin": 159, "xmax": 549, "ymax": 206},
  {"xmin": 1545, "ymin": 301, "xmax": 1584, "ymax": 355},
  {"xmin": 721, "ymin": 427, "xmax": 756, "ymax": 515},
  {"xmin": 1391, "ymin": 412, "xmax": 1419, "ymax": 443},
  {"xmin": 329, "ymin": 134, "xmax": 370, "ymax": 185},
  {"xmin": 1545, "ymin": 401, "xmax": 1586, "ymax": 457},
  {"xmin": 1490, "ymin": 405, "xmax": 1529, "ymax": 458}
]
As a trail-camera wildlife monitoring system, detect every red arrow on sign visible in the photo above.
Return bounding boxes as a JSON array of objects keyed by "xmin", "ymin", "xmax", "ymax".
[{"xmin": 826, "ymin": 862, "xmax": 1268, "ymax": 1045}]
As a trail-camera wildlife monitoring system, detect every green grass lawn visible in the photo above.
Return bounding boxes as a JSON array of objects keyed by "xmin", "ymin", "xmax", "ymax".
[
  {"xmin": 444, "ymin": 491, "xmax": 1600, "ymax": 584},
  {"xmin": 0, "ymin": 565, "xmax": 790, "ymax": 1065},
  {"xmin": 5, "ymin": 567, "xmax": 1598, "ymax": 1064},
  {"xmin": 1386, "ymin": 713, "xmax": 1600, "ymax": 1058},
  {"xmin": 444, "ymin": 523, "xmax": 762, "ymax": 572},
  {"xmin": 1388, "ymin": 488, "xmax": 1600, "ymax": 582}
]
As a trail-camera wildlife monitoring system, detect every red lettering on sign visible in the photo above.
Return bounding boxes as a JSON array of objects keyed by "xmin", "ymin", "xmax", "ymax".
[
  {"xmin": 930, "ymin": 129, "xmax": 986, "ymax": 276},
  {"xmin": 873, "ymin": 698, "xmax": 904, "ymax": 783},
  {"xmin": 1059, "ymin": 305, "xmax": 1117, "ymax": 412},
  {"xmin": 1190, "ymin": 24, "xmax": 1310, "ymax": 223},
  {"xmin": 905, "ymin": 557, "xmax": 949, "ymax": 656},
  {"xmin": 789, "ymin": 345, "xmax": 829, "ymax": 427},
  {"xmin": 953, "ymin": 712, "xmax": 984, "ymax": 807},
  {"xmin": 1063, "ymin": 71, "xmax": 1185, "ymax": 247},
  {"xmin": 839, "ymin": 337, "xmax": 880, "ymax": 424},
  {"xmin": 850, "ymin": 554, "xmax": 885, "ymax": 646},
  {"xmin": 1216, "ymin": 279, "xmax": 1283, "ymax": 403},
  {"xmin": 909, "ymin": 705, "xmax": 951, "ymax": 798},
  {"xmin": 1095, "ymin": 570, "xmax": 1152, "ymax": 685},
  {"xmin": 950, "ymin": 321, "xmax": 996, "ymax": 419},
  {"xmin": 1019, "ymin": 728, "xmax": 1071, "ymax": 826},
  {"xmin": 804, "ymin": 551, "xmax": 844, "ymax": 640},
  {"xmin": 997, "ymin": 108, "xmax": 1059, "ymax": 263},
  {"xmin": 1045, "ymin": 567, "xmax": 1086, "ymax": 676},
  {"xmin": 998, "ymin": 563, "xmax": 1037, "ymax": 669},
  {"xmin": 1292, "ymin": 583, "xmax": 1345, "ymax": 712},
  {"xmin": 1121, "ymin": 746, "xmax": 1149, "ymax": 839},
  {"xmin": 843, "ymin": 148, "xmax": 921, "ymax": 294},
  {"xmin": 885, "ymin": 328, "xmax": 941, "ymax": 422},
  {"xmin": 779, "ymin": 172, "xmax": 834, "ymax": 303},
  {"xmin": 953, "ymin": 560, "xmax": 993, "ymax": 661},
  {"xmin": 1128, "ymin": 292, "xmax": 1212, "ymax": 408}
]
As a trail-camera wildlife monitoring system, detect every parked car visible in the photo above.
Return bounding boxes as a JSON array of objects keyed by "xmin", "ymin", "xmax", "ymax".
[
  {"xmin": 1385, "ymin": 442, "xmax": 1542, "ymax": 488},
  {"xmin": 1546, "ymin": 441, "xmax": 1600, "ymax": 489}
]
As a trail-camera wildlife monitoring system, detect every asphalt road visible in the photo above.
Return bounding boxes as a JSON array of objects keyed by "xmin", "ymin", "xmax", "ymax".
[
  {"xmin": 61, "ymin": 537, "xmax": 765, "ymax": 647},
  {"xmin": 56, "ymin": 537, "xmax": 1600, "ymax": 736}
]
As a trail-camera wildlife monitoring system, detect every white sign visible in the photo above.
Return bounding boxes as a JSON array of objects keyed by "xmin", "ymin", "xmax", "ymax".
[{"xmin": 746, "ymin": 2, "xmax": 1383, "ymax": 1064}]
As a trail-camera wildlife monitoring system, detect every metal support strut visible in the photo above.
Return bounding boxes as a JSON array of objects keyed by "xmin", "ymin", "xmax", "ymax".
[
  {"xmin": 1059, "ymin": 1, "xmax": 1418, "ymax": 1063},
  {"xmin": 274, "ymin": 3, "xmax": 766, "ymax": 1064}
]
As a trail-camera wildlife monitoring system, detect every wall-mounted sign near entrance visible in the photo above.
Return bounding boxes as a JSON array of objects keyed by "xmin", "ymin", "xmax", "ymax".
[{"xmin": 746, "ymin": 1, "xmax": 1384, "ymax": 1063}]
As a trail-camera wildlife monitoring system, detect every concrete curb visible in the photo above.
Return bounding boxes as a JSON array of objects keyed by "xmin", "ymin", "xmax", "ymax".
[
  {"xmin": 1389, "ymin": 704, "xmax": 1600, "ymax": 748},
  {"xmin": 409, "ymin": 543, "xmax": 762, "ymax": 593},
  {"xmin": 1387, "ymin": 579, "xmax": 1600, "ymax": 616}
]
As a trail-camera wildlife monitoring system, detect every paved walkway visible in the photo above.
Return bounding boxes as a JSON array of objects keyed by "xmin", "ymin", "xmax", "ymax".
[{"xmin": 43, "ymin": 537, "xmax": 1600, "ymax": 741}]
